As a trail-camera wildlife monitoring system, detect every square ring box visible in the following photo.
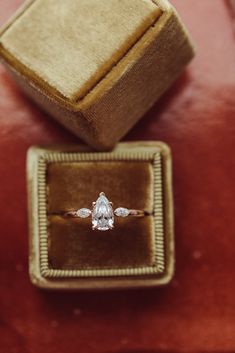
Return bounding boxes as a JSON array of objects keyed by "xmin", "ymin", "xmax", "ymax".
[
  {"xmin": 27, "ymin": 142, "xmax": 174, "ymax": 290},
  {"xmin": 0, "ymin": 0, "xmax": 194, "ymax": 150}
]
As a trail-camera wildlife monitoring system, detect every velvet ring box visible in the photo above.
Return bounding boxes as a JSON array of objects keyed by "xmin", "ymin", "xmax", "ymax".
[
  {"xmin": 0, "ymin": 0, "xmax": 194, "ymax": 150},
  {"xmin": 27, "ymin": 142, "xmax": 174, "ymax": 290}
]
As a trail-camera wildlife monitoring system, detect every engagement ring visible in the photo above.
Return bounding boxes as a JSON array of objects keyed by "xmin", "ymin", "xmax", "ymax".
[{"xmin": 63, "ymin": 192, "xmax": 146, "ymax": 231}]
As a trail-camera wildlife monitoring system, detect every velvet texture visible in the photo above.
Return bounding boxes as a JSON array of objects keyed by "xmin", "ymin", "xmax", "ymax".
[
  {"xmin": 0, "ymin": 0, "xmax": 194, "ymax": 149},
  {"xmin": 0, "ymin": 0, "xmax": 235, "ymax": 352},
  {"xmin": 27, "ymin": 143, "xmax": 173, "ymax": 289},
  {"xmin": 47, "ymin": 161, "xmax": 155, "ymax": 270},
  {"xmin": 0, "ymin": 0, "xmax": 160, "ymax": 101},
  {"xmin": 48, "ymin": 216, "xmax": 154, "ymax": 269}
]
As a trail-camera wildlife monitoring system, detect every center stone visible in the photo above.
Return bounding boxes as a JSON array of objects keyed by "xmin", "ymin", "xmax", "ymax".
[{"xmin": 92, "ymin": 193, "xmax": 114, "ymax": 231}]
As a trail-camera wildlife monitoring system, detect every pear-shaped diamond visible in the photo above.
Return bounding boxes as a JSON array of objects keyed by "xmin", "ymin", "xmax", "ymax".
[{"xmin": 92, "ymin": 193, "xmax": 114, "ymax": 231}]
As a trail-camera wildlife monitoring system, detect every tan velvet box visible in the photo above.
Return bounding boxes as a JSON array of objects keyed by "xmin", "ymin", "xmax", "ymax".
[
  {"xmin": 27, "ymin": 142, "xmax": 174, "ymax": 290},
  {"xmin": 0, "ymin": 0, "xmax": 194, "ymax": 150}
]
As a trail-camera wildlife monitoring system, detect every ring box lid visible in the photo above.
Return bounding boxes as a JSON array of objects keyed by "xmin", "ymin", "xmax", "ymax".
[
  {"xmin": 0, "ymin": 0, "xmax": 162, "ymax": 103},
  {"xmin": 0, "ymin": 0, "xmax": 194, "ymax": 150}
]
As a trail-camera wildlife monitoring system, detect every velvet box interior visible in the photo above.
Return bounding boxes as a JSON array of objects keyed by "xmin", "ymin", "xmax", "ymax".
[{"xmin": 27, "ymin": 142, "xmax": 174, "ymax": 290}]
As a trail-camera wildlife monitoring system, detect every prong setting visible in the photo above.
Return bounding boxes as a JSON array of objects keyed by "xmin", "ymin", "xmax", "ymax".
[{"xmin": 92, "ymin": 192, "xmax": 114, "ymax": 231}]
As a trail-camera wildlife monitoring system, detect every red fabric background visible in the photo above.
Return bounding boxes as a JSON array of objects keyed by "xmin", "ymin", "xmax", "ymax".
[{"xmin": 0, "ymin": 1, "xmax": 235, "ymax": 352}]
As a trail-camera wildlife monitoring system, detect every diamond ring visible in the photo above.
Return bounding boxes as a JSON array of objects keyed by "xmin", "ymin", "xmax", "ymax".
[{"xmin": 63, "ymin": 192, "xmax": 146, "ymax": 231}]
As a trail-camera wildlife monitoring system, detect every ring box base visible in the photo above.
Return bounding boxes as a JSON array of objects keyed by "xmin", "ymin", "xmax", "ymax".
[{"xmin": 27, "ymin": 142, "xmax": 174, "ymax": 290}]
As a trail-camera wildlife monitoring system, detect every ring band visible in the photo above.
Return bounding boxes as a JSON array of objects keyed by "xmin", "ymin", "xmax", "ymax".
[{"xmin": 63, "ymin": 192, "xmax": 147, "ymax": 231}]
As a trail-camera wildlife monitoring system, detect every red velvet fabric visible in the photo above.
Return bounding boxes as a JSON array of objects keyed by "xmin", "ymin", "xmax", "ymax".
[{"xmin": 0, "ymin": 1, "xmax": 235, "ymax": 352}]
